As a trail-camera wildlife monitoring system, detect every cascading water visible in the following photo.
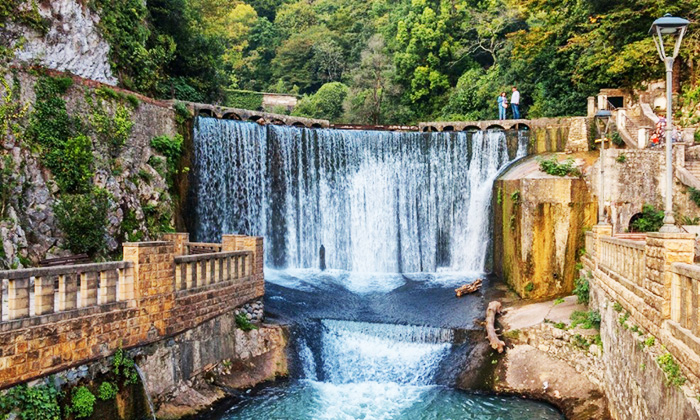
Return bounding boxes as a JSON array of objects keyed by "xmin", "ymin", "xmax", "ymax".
[
  {"xmin": 190, "ymin": 118, "xmax": 527, "ymax": 273},
  {"xmin": 190, "ymin": 119, "xmax": 561, "ymax": 419}
]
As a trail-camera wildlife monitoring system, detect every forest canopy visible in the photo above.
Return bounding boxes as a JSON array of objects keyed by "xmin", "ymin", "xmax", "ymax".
[{"xmin": 68, "ymin": 0, "xmax": 700, "ymax": 124}]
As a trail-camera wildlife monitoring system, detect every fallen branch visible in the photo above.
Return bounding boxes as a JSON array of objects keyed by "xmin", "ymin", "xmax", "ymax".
[
  {"xmin": 486, "ymin": 301, "xmax": 505, "ymax": 353},
  {"xmin": 455, "ymin": 278, "xmax": 482, "ymax": 297}
]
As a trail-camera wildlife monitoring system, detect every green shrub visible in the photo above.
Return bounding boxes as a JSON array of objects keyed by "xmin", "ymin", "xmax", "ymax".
[
  {"xmin": 689, "ymin": 187, "xmax": 700, "ymax": 208},
  {"xmin": 225, "ymin": 89, "xmax": 264, "ymax": 110},
  {"xmin": 113, "ymin": 348, "xmax": 139, "ymax": 385},
  {"xmin": 694, "ymin": 130, "xmax": 700, "ymax": 144},
  {"xmin": 54, "ymin": 189, "xmax": 110, "ymax": 256},
  {"xmin": 511, "ymin": 190, "xmax": 521, "ymax": 205},
  {"xmin": 88, "ymin": 94, "xmax": 134, "ymax": 155},
  {"xmin": 681, "ymin": 215, "xmax": 700, "ymax": 226},
  {"xmin": 573, "ymin": 276, "xmax": 590, "ymax": 305},
  {"xmin": 570, "ymin": 310, "xmax": 600, "ymax": 330},
  {"xmin": 615, "ymin": 154, "xmax": 627, "ymax": 163},
  {"xmin": 293, "ymin": 82, "xmax": 349, "ymax": 121},
  {"xmin": 610, "ymin": 131, "xmax": 624, "ymax": 146},
  {"xmin": 537, "ymin": 157, "xmax": 580, "ymax": 177},
  {"xmin": 150, "ymin": 134, "xmax": 184, "ymax": 191},
  {"xmin": 524, "ymin": 282, "xmax": 534, "ymax": 293},
  {"xmin": 70, "ymin": 386, "xmax": 95, "ymax": 418},
  {"xmin": 630, "ymin": 204, "xmax": 664, "ymax": 232},
  {"xmin": 613, "ymin": 302, "xmax": 623, "ymax": 312},
  {"xmin": 235, "ymin": 312, "xmax": 258, "ymax": 332},
  {"xmin": 644, "ymin": 335, "xmax": 656, "ymax": 347},
  {"xmin": 97, "ymin": 382, "xmax": 118, "ymax": 401},
  {"xmin": 657, "ymin": 352, "xmax": 686, "ymax": 388},
  {"xmin": 0, "ymin": 383, "xmax": 61, "ymax": 420}
]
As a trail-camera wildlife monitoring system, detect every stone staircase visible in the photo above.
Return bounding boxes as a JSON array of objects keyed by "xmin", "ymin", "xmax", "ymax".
[{"xmin": 686, "ymin": 159, "xmax": 700, "ymax": 180}]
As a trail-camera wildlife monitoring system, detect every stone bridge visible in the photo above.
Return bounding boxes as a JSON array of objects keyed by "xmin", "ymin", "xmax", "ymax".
[
  {"xmin": 183, "ymin": 101, "xmax": 330, "ymax": 128},
  {"xmin": 418, "ymin": 117, "xmax": 574, "ymax": 133}
]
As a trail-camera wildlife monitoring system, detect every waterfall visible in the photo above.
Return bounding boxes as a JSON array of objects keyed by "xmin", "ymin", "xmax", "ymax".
[{"xmin": 190, "ymin": 118, "xmax": 526, "ymax": 273}]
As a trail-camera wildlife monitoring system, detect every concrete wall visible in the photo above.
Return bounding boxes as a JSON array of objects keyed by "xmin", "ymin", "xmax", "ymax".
[{"xmin": 494, "ymin": 157, "xmax": 597, "ymax": 298}]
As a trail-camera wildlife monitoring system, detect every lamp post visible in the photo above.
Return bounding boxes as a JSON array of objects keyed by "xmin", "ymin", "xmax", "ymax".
[
  {"xmin": 595, "ymin": 110, "xmax": 612, "ymax": 225},
  {"xmin": 650, "ymin": 14, "xmax": 689, "ymax": 232}
]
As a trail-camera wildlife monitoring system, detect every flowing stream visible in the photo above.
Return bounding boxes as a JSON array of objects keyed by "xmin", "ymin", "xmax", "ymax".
[{"xmin": 189, "ymin": 119, "xmax": 561, "ymax": 419}]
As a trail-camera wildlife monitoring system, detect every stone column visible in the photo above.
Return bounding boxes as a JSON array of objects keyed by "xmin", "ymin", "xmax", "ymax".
[
  {"xmin": 122, "ymin": 241, "xmax": 176, "ymax": 341},
  {"xmin": 162, "ymin": 232, "xmax": 189, "ymax": 256},
  {"xmin": 587, "ymin": 96, "xmax": 596, "ymax": 117},
  {"xmin": 221, "ymin": 234, "xmax": 247, "ymax": 252},
  {"xmin": 644, "ymin": 233, "xmax": 695, "ymax": 319},
  {"xmin": 590, "ymin": 224, "xmax": 613, "ymax": 261}
]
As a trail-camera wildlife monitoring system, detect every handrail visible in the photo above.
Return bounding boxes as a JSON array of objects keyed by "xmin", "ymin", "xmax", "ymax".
[
  {"xmin": 174, "ymin": 250, "xmax": 250, "ymax": 263},
  {"xmin": 0, "ymin": 261, "xmax": 132, "ymax": 280}
]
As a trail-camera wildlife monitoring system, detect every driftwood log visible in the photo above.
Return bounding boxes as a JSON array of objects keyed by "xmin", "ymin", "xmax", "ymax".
[
  {"xmin": 486, "ymin": 301, "xmax": 505, "ymax": 353},
  {"xmin": 455, "ymin": 278, "xmax": 482, "ymax": 297}
]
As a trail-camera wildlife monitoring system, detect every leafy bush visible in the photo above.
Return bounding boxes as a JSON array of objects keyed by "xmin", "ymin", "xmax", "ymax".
[
  {"xmin": 88, "ymin": 94, "xmax": 135, "ymax": 155},
  {"xmin": 681, "ymin": 215, "xmax": 700, "ymax": 226},
  {"xmin": 97, "ymin": 382, "xmax": 118, "ymax": 401},
  {"xmin": 69, "ymin": 386, "xmax": 95, "ymax": 418},
  {"xmin": 615, "ymin": 154, "xmax": 627, "ymax": 163},
  {"xmin": 657, "ymin": 352, "xmax": 686, "ymax": 388},
  {"xmin": 570, "ymin": 310, "xmax": 600, "ymax": 330},
  {"xmin": 225, "ymin": 89, "xmax": 264, "ymax": 110},
  {"xmin": 689, "ymin": 187, "xmax": 700, "ymax": 208},
  {"xmin": 0, "ymin": 383, "xmax": 61, "ymax": 420},
  {"xmin": 610, "ymin": 131, "xmax": 624, "ymax": 146},
  {"xmin": 294, "ymin": 82, "xmax": 349, "ymax": 121},
  {"xmin": 235, "ymin": 312, "xmax": 258, "ymax": 332},
  {"xmin": 573, "ymin": 276, "xmax": 590, "ymax": 305},
  {"xmin": 113, "ymin": 348, "xmax": 139, "ymax": 386},
  {"xmin": 28, "ymin": 76, "xmax": 94, "ymax": 193},
  {"xmin": 54, "ymin": 189, "xmax": 110, "ymax": 256},
  {"xmin": 630, "ymin": 204, "xmax": 664, "ymax": 232},
  {"xmin": 537, "ymin": 157, "xmax": 580, "ymax": 177},
  {"xmin": 150, "ymin": 134, "xmax": 184, "ymax": 190}
]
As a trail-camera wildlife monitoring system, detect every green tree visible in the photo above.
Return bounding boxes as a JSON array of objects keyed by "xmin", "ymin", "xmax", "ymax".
[{"xmin": 294, "ymin": 82, "xmax": 349, "ymax": 121}]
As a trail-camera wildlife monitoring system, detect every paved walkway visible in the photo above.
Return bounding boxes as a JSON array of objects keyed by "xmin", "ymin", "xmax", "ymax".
[{"xmin": 502, "ymin": 295, "xmax": 586, "ymax": 330}]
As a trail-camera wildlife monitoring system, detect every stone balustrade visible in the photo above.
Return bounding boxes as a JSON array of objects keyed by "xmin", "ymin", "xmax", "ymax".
[
  {"xmin": 670, "ymin": 263, "xmax": 700, "ymax": 336},
  {"xmin": 0, "ymin": 234, "xmax": 264, "ymax": 389},
  {"xmin": 598, "ymin": 236, "xmax": 646, "ymax": 287},
  {"xmin": 0, "ymin": 262, "xmax": 133, "ymax": 322}
]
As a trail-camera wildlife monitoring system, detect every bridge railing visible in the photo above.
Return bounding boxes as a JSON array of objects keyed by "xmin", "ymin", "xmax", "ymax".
[
  {"xmin": 174, "ymin": 251, "xmax": 250, "ymax": 291},
  {"xmin": 598, "ymin": 236, "xmax": 646, "ymax": 287}
]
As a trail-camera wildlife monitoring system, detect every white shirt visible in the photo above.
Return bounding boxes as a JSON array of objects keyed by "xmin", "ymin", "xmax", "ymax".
[{"xmin": 511, "ymin": 90, "xmax": 520, "ymax": 104}]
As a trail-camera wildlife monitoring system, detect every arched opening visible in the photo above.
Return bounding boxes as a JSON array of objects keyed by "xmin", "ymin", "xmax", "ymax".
[
  {"xmin": 423, "ymin": 126, "xmax": 438, "ymax": 132},
  {"xmin": 271, "ymin": 119, "xmax": 286, "ymax": 126},
  {"xmin": 248, "ymin": 115, "xmax": 263, "ymax": 122},
  {"xmin": 222, "ymin": 112, "xmax": 241, "ymax": 120},
  {"xmin": 511, "ymin": 123, "xmax": 530, "ymax": 131},
  {"xmin": 311, "ymin": 123, "xmax": 323, "ymax": 129},
  {"xmin": 462, "ymin": 125, "xmax": 481, "ymax": 132},
  {"xmin": 197, "ymin": 109, "xmax": 214, "ymax": 118},
  {"xmin": 292, "ymin": 122, "xmax": 307, "ymax": 128},
  {"xmin": 628, "ymin": 213, "xmax": 645, "ymax": 232},
  {"xmin": 442, "ymin": 126, "xmax": 455, "ymax": 132},
  {"xmin": 485, "ymin": 124, "xmax": 505, "ymax": 131}
]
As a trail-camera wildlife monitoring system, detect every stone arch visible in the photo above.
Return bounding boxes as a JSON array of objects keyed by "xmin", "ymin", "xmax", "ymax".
[
  {"xmin": 291, "ymin": 122, "xmax": 307, "ymax": 128},
  {"xmin": 510, "ymin": 123, "xmax": 530, "ymax": 131},
  {"xmin": 422, "ymin": 126, "xmax": 438, "ymax": 132},
  {"xmin": 462, "ymin": 125, "xmax": 481, "ymax": 132},
  {"xmin": 197, "ymin": 108, "xmax": 214, "ymax": 118},
  {"xmin": 442, "ymin": 125, "xmax": 455, "ymax": 132},
  {"xmin": 311, "ymin": 123, "xmax": 323, "ymax": 129},
  {"xmin": 270, "ymin": 119, "xmax": 286, "ymax": 126},
  {"xmin": 628, "ymin": 213, "xmax": 644, "ymax": 232},
  {"xmin": 486, "ymin": 124, "xmax": 506, "ymax": 131},
  {"xmin": 222, "ymin": 112, "xmax": 241, "ymax": 120},
  {"xmin": 248, "ymin": 115, "xmax": 263, "ymax": 122}
]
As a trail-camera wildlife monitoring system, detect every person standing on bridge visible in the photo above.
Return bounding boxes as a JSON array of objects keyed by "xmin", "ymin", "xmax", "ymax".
[
  {"xmin": 510, "ymin": 86, "xmax": 521, "ymax": 119},
  {"xmin": 498, "ymin": 92, "xmax": 507, "ymax": 120}
]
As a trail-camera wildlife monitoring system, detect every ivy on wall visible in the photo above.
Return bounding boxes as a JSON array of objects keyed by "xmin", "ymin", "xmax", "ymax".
[{"xmin": 225, "ymin": 89, "xmax": 264, "ymax": 111}]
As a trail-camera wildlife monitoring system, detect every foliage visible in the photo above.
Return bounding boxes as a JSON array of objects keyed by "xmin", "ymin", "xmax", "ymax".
[
  {"xmin": 225, "ymin": 89, "xmax": 264, "ymax": 110},
  {"xmin": 537, "ymin": 157, "xmax": 580, "ymax": 177},
  {"xmin": 657, "ymin": 352, "xmax": 686, "ymax": 388},
  {"xmin": 613, "ymin": 302, "xmax": 624, "ymax": 312},
  {"xmin": 235, "ymin": 312, "xmax": 259, "ymax": 332},
  {"xmin": 644, "ymin": 335, "xmax": 656, "ymax": 347},
  {"xmin": 0, "ymin": 155, "xmax": 18, "ymax": 220},
  {"xmin": 54, "ymin": 189, "xmax": 110, "ymax": 256},
  {"xmin": 681, "ymin": 215, "xmax": 700, "ymax": 226},
  {"xmin": 524, "ymin": 282, "xmax": 534, "ymax": 293},
  {"xmin": 553, "ymin": 297, "xmax": 565, "ymax": 306},
  {"xmin": 88, "ymin": 93, "xmax": 135, "ymax": 156},
  {"xmin": 610, "ymin": 131, "xmax": 624, "ymax": 147},
  {"xmin": 294, "ymin": 82, "xmax": 349, "ymax": 121},
  {"xmin": 69, "ymin": 386, "xmax": 95, "ymax": 419},
  {"xmin": 0, "ymin": 383, "xmax": 61, "ymax": 420},
  {"xmin": 630, "ymin": 204, "xmax": 664, "ymax": 232},
  {"xmin": 619, "ymin": 310, "xmax": 630, "ymax": 326},
  {"xmin": 150, "ymin": 134, "xmax": 184, "ymax": 192},
  {"xmin": 573, "ymin": 276, "xmax": 590, "ymax": 305},
  {"xmin": 570, "ymin": 310, "xmax": 601, "ymax": 330},
  {"xmin": 689, "ymin": 187, "xmax": 700, "ymax": 208},
  {"xmin": 616, "ymin": 154, "xmax": 627, "ymax": 164},
  {"xmin": 510, "ymin": 190, "xmax": 521, "ymax": 206},
  {"xmin": 113, "ymin": 348, "xmax": 140, "ymax": 386},
  {"xmin": 97, "ymin": 382, "xmax": 118, "ymax": 401}
]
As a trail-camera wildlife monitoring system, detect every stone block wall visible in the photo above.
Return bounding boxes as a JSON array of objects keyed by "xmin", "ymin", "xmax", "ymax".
[
  {"xmin": 584, "ymin": 230, "xmax": 700, "ymax": 418},
  {"xmin": 0, "ymin": 235, "xmax": 264, "ymax": 389}
]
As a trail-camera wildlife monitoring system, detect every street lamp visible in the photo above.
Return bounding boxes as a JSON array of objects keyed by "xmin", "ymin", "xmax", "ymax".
[
  {"xmin": 650, "ymin": 13, "xmax": 690, "ymax": 232},
  {"xmin": 595, "ymin": 110, "xmax": 612, "ymax": 225}
]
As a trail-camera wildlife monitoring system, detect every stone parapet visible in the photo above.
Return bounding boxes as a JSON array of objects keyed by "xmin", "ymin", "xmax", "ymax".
[{"xmin": 0, "ymin": 233, "xmax": 264, "ymax": 389}]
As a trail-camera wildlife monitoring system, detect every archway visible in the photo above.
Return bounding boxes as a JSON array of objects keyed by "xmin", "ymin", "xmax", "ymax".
[
  {"xmin": 442, "ymin": 126, "xmax": 455, "ymax": 132},
  {"xmin": 485, "ymin": 124, "xmax": 505, "ymax": 131},
  {"xmin": 422, "ymin": 126, "xmax": 438, "ymax": 132},
  {"xmin": 292, "ymin": 122, "xmax": 307, "ymax": 128},
  {"xmin": 462, "ymin": 125, "xmax": 481, "ymax": 132},
  {"xmin": 311, "ymin": 123, "xmax": 323, "ymax": 129},
  {"xmin": 248, "ymin": 115, "xmax": 263, "ymax": 122},
  {"xmin": 222, "ymin": 112, "xmax": 241, "ymax": 120},
  {"xmin": 197, "ymin": 109, "xmax": 214, "ymax": 118}
]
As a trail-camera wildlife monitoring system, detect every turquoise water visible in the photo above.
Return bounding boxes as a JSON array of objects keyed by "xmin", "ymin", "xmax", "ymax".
[{"xmin": 220, "ymin": 380, "xmax": 563, "ymax": 420}]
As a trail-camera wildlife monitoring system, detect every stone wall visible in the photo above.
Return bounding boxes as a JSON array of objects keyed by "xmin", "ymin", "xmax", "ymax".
[
  {"xmin": 5, "ymin": 1, "xmax": 116, "ymax": 84},
  {"xmin": 0, "ymin": 69, "xmax": 178, "ymax": 268},
  {"xmin": 493, "ymin": 157, "xmax": 597, "ymax": 298},
  {"xmin": 584, "ymin": 229, "xmax": 700, "ymax": 418},
  {"xmin": 0, "ymin": 235, "xmax": 265, "ymax": 390}
]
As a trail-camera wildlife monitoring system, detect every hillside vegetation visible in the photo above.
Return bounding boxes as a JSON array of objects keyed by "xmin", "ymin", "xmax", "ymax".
[{"xmin": 7, "ymin": 0, "xmax": 700, "ymax": 124}]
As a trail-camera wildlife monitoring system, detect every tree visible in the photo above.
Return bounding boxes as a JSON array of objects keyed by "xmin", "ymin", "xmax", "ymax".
[{"xmin": 294, "ymin": 82, "xmax": 349, "ymax": 121}]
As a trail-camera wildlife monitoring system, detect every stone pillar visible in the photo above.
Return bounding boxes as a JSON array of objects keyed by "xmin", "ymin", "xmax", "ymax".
[
  {"xmin": 590, "ymin": 224, "xmax": 613, "ymax": 260},
  {"xmin": 598, "ymin": 95, "xmax": 607, "ymax": 111},
  {"xmin": 675, "ymin": 143, "xmax": 685, "ymax": 167},
  {"xmin": 34, "ymin": 275, "xmax": 55, "ymax": 316},
  {"xmin": 638, "ymin": 127, "xmax": 649, "ymax": 148},
  {"xmin": 162, "ymin": 232, "xmax": 189, "ymax": 256},
  {"xmin": 123, "ymin": 241, "xmax": 176, "ymax": 341},
  {"xmin": 8, "ymin": 278, "xmax": 29, "ymax": 320},
  {"xmin": 221, "ymin": 234, "xmax": 247, "ymax": 252},
  {"xmin": 587, "ymin": 96, "xmax": 596, "ymax": 117},
  {"xmin": 644, "ymin": 233, "xmax": 695, "ymax": 319}
]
